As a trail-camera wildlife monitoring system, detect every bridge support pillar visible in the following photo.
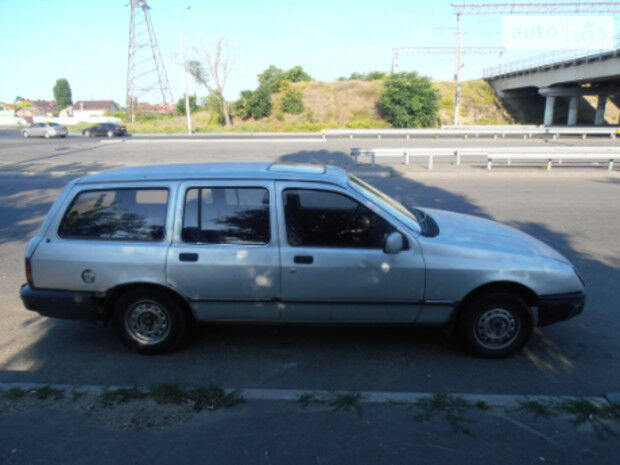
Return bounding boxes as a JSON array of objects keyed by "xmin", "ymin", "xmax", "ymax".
[
  {"xmin": 543, "ymin": 96, "xmax": 556, "ymax": 126},
  {"xmin": 567, "ymin": 96, "xmax": 579, "ymax": 126},
  {"xmin": 594, "ymin": 95, "xmax": 607, "ymax": 126}
]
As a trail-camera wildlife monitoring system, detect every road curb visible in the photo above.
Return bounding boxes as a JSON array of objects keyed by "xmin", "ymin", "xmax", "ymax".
[{"xmin": 0, "ymin": 382, "xmax": 611, "ymax": 407}]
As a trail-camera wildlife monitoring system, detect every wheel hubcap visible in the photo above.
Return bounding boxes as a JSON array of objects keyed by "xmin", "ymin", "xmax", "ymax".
[
  {"xmin": 474, "ymin": 308, "xmax": 519, "ymax": 350},
  {"xmin": 125, "ymin": 300, "xmax": 171, "ymax": 345}
]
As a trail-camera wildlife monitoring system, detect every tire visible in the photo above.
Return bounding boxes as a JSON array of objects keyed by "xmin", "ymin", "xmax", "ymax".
[
  {"xmin": 85, "ymin": 130, "xmax": 91, "ymax": 137},
  {"xmin": 107, "ymin": 130, "xmax": 114, "ymax": 138},
  {"xmin": 113, "ymin": 287, "xmax": 188, "ymax": 354},
  {"xmin": 22, "ymin": 131, "xmax": 29, "ymax": 138},
  {"xmin": 44, "ymin": 132, "xmax": 50, "ymax": 139},
  {"xmin": 458, "ymin": 291, "xmax": 533, "ymax": 358}
]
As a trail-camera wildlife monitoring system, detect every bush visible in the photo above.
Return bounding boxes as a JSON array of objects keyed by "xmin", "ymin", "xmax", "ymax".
[
  {"xmin": 176, "ymin": 95, "xmax": 198, "ymax": 115},
  {"xmin": 379, "ymin": 72, "xmax": 439, "ymax": 128},
  {"xmin": 281, "ymin": 89, "xmax": 304, "ymax": 114},
  {"xmin": 235, "ymin": 86, "xmax": 272, "ymax": 119}
]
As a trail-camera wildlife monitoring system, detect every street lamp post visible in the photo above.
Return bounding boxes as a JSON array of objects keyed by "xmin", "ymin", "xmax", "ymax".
[{"xmin": 180, "ymin": 5, "xmax": 192, "ymax": 134}]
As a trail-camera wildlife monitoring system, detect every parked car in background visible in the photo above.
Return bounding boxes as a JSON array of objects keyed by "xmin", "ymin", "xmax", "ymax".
[
  {"xmin": 22, "ymin": 122, "xmax": 68, "ymax": 139},
  {"xmin": 20, "ymin": 163, "xmax": 585, "ymax": 357},
  {"xmin": 82, "ymin": 123, "xmax": 127, "ymax": 138}
]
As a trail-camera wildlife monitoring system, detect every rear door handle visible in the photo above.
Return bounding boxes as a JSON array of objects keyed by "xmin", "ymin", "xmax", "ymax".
[
  {"xmin": 294, "ymin": 255, "xmax": 314, "ymax": 264},
  {"xmin": 179, "ymin": 253, "xmax": 199, "ymax": 262}
]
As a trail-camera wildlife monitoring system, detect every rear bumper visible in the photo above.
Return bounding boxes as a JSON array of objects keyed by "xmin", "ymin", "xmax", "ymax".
[
  {"xmin": 20, "ymin": 284, "xmax": 100, "ymax": 321},
  {"xmin": 537, "ymin": 291, "xmax": 585, "ymax": 326}
]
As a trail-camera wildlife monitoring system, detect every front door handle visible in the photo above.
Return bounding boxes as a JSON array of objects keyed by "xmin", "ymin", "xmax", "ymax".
[
  {"xmin": 179, "ymin": 253, "xmax": 199, "ymax": 262},
  {"xmin": 294, "ymin": 255, "xmax": 314, "ymax": 264}
]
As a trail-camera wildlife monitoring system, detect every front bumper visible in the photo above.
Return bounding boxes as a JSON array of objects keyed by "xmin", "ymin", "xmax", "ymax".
[
  {"xmin": 537, "ymin": 291, "xmax": 585, "ymax": 326},
  {"xmin": 20, "ymin": 284, "xmax": 100, "ymax": 321}
]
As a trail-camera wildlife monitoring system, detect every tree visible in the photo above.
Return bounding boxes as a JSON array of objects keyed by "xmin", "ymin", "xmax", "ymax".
[
  {"xmin": 258, "ymin": 65, "xmax": 285, "ymax": 93},
  {"xmin": 188, "ymin": 37, "xmax": 234, "ymax": 127},
  {"xmin": 283, "ymin": 66, "xmax": 312, "ymax": 83},
  {"xmin": 53, "ymin": 78, "xmax": 72, "ymax": 110},
  {"xmin": 379, "ymin": 72, "xmax": 439, "ymax": 128},
  {"xmin": 176, "ymin": 95, "xmax": 198, "ymax": 115}
]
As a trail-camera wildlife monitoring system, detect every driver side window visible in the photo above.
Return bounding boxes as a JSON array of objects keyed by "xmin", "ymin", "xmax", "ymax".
[{"xmin": 283, "ymin": 189, "xmax": 398, "ymax": 248}]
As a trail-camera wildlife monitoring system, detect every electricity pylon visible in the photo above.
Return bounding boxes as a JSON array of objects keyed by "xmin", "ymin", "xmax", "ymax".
[{"xmin": 126, "ymin": 0, "xmax": 174, "ymax": 122}]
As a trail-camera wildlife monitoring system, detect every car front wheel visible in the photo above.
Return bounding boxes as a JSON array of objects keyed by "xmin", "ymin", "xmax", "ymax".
[
  {"xmin": 107, "ymin": 130, "xmax": 114, "ymax": 138},
  {"xmin": 44, "ymin": 132, "xmax": 50, "ymax": 139},
  {"xmin": 84, "ymin": 130, "xmax": 91, "ymax": 137},
  {"xmin": 22, "ymin": 131, "xmax": 29, "ymax": 138},
  {"xmin": 113, "ymin": 288, "xmax": 188, "ymax": 354},
  {"xmin": 458, "ymin": 291, "xmax": 533, "ymax": 358}
]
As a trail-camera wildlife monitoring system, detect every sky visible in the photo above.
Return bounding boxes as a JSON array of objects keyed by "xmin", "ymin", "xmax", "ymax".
[{"xmin": 1, "ymin": 0, "xmax": 618, "ymax": 105}]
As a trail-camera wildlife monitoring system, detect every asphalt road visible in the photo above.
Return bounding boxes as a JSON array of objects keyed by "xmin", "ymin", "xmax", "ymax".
[{"xmin": 0, "ymin": 133, "xmax": 619, "ymax": 397}]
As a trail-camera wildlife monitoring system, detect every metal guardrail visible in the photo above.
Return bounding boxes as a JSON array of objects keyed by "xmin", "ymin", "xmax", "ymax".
[
  {"xmin": 351, "ymin": 147, "xmax": 620, "ymax": 170},
  {"xmin": 483, "ymin": 33, "xmax": 620, "ymax": 78},
  {"xmin": 325, "ymin": 127, "xmax": 619, "ymax": 140}
]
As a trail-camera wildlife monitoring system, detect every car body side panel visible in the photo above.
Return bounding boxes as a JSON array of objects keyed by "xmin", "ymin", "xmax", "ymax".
[
  {"xmin": 419, "ymin": 239, "xmax": 584, "ymax": 302},
  {"xmin": 30, "ymin": 181, "xmax": 177, "ymax": 293}
]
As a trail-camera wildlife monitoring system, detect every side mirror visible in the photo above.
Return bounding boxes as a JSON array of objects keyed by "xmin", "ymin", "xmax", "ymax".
[{"xmin": 383, "ymin": 231, "xmax": 404, "ymax": 254}]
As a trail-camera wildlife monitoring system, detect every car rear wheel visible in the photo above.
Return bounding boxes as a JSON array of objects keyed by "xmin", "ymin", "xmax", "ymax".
[
  {"xmin": 458, "ymin": 291, "xmax": 533, "ymax": 358},
  {"xmin": 107, "ymin": 130, "xmax": 114, "ymax": 138},
  {"xmin": 113, "ymin": 288, "xmax": 188, "ymax": 354}
]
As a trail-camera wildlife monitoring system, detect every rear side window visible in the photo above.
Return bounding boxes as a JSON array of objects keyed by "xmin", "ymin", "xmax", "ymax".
[
  {"xmin": 182, "ymin": 187, "xmax": 270, "ymax": 245},
  {"xmin": 58, "ymin": 188, "xmax": 168, "ymax": 241}
]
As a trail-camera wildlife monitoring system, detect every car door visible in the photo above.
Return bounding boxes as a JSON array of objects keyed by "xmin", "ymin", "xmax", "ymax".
[
  {"xmin": 31, "ymin": 123, "xmax": 44, "ymax": 136},
  {"xmin": 166, "ymin": 180, "xmax": 280, "ymax": 322},
  {"xmin": 276, "ymin": 181, "xmax": 425, "ymax": 323}
]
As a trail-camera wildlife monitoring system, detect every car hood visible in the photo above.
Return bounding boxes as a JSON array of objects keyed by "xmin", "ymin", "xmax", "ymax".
[{"xmin": 418, "ymin": 207, "xmax": 570, "ymax": 264}]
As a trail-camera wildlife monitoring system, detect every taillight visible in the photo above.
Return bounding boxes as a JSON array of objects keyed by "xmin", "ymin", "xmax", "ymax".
[{"xmin": 25, "ymin": 258, "xmax": 33, "ymax": 287}]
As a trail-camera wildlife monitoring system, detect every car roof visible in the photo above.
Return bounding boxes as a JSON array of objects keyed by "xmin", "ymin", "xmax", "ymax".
[{"xmin": 76, "ymin": 162, "xmax": 349, "ymax": 187}]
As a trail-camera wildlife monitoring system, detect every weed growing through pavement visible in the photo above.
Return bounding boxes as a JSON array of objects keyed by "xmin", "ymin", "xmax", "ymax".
[
  {"xmin": 31, "ymin": 385, "xmax": 64, "ymax": 401},
  {"xmin": 297, "ymin": 391, "xmax": 363, "ymax": 415},
  {"xmin": 5, "ymin": 388, "xmax": 26, "ymax": 400},
  {"xmin": 555, "ymin": 398, "xmax": 619, "ymax": 439},
  {"xmin": 412, "ymin": 393, "xmax": 473, "ymax": 435},
  {"xmin": 517, "ymin": 398, "xmax": 554, "ymax": 420},
  {"xmin": 100, "ymin": 386, "xmax": 148, "ymax": 406},
  {"xmin": 148, "ymin": 383, "xmax": 243, "ymax": 412}
]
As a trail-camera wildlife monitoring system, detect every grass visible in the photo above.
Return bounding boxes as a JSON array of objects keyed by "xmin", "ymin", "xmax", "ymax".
[
  {"xmin": 297, "ymin": 391, "xmax": 363, "ymax": 415},
  {"xmin": 412, "ymin": 393, "xmax": 473, "ymax": 435},
  {"xmin": 98, "ymin": 383, "xmax": 243, "ymax": 412},
  {"xmin": 555, "ymin": 398, "xmax": 619, "ymax": 439},
  {"xmin": 517, "ymin": 398, "xmax": 554, "ymax": 420},
  {"xmin": 100, "ymin": 386, "xmax": 148, "ymax": 405},
  {"xmin": 5, "ymin": 387, "xmax": 26, "ymax": 400},
  {"xmin": 31, "ymin": 385, "xmax": 64, "ymax": 401},
  {"xmin": 148, "ymin": 383, "xmax": 243, "ymax": 412},
  {"xmin": 327, "ymin": 392, "xmax": 363, "ymax": 414}
]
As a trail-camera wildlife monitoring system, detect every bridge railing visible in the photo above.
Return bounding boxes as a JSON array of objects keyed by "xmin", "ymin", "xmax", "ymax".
[{"xmin": 483, "ymin": 33, "xmax": 620, "ymax": 78}]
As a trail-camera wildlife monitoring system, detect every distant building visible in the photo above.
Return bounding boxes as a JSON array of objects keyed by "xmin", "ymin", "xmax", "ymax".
[
  {"xmin": 136, "ymin": 102, "xmax": 174, "ymax": 114},
  {"xmin": 62, "ymin": 100, "xmax": 120, "ymax": 118}
]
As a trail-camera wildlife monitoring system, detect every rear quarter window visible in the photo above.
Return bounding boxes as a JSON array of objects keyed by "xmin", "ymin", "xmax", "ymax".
[{"xmin": 58, "ymin": 188, "xmax": 168, "ymax": 241}]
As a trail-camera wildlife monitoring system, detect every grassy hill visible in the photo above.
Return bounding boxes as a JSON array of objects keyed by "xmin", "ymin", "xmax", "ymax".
[{"xmin": 127, "ymin": 79, "xmax": 516, "ymax": 133}]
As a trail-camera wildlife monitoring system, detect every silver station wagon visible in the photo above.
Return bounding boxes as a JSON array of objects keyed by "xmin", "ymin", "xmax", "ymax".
[{"xmin": 20, "ymin": 163, "xmax": 585, "ymax": 357}]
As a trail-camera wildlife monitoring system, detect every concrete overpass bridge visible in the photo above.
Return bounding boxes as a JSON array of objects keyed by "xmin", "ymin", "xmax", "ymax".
[{"xmin": 484, "ymin": 35, "xmax": 620, "ymax": 126}]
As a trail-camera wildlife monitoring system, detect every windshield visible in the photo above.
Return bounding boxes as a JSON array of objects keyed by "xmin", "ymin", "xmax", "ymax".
[{"xmin": 348, "ymin": 174, "xmax": 420, "ymax": 231}]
